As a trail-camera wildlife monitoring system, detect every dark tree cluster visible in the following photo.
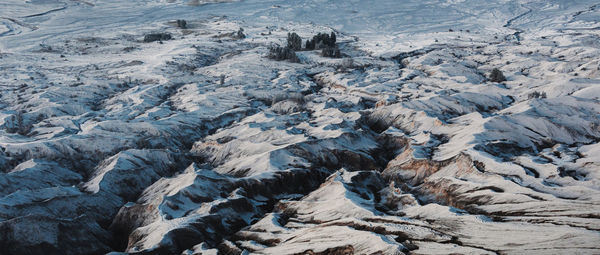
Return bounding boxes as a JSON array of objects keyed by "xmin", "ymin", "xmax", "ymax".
[
  {"xmin": 267, "ymin": 45, "xmax": 299, "ymax": 62},
  {"xmin": 307, "ymin": 32, "xmax": 341, "ymax": 58},
  {"xmin": 268, "ymin": 31, "xmax": 342, "ymax": 62},
  {"xmin": 287, "ymin": 32, "xmax": 302, "ymax": 51},
  {"xmin": 305, "ymin": 32, "xmax": 336, "ymax": 50}
]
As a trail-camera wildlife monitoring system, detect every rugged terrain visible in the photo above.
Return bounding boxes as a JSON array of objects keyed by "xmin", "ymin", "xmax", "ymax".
[{"xmin": 0, "ymin": 0, "xmax": 599, "ymax": 254}]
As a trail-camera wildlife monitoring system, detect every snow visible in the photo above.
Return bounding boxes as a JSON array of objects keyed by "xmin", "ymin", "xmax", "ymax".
[{"xmin": 0, "ymin": 0, "xmax": 599, "ymax": 254}]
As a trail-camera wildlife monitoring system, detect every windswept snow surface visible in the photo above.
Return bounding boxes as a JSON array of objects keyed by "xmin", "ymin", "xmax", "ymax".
[{"xmin": 1, "ymin": 0, "xmax": 600, "ymax": 254}]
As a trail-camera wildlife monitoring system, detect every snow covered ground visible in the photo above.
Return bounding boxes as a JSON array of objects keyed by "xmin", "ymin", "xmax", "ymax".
[{"xmin": 0, "ymin": 0, "xmax": 599, "ymax": 254}]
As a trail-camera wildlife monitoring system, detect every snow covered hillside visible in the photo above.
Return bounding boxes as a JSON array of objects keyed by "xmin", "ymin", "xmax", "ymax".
[{"xmin": 0, "ymin": 0, "xmax": 599, "ymax": 254}]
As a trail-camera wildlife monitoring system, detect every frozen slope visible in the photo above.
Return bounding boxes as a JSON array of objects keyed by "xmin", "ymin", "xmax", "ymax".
[{"xmin": 0, "ymin": 0, "xmax": 599, "ymax": 254}]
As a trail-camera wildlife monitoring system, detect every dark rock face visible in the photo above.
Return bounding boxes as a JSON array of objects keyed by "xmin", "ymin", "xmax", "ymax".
[
  {"xmin": 143, "ymin": 33, "xmax": 172, "ymax": 43},
  {"xmin": 115, "ymin": 166, "xmax": 331, "ymax": 253},
  {"xmin": 0, "ymin": 215, "xmax": 111, "ymax": 255}
]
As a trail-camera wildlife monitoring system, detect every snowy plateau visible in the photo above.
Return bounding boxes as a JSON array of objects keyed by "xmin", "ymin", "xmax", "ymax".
[{"xmin": 0, "ymin": 0, "xmax": 600, "ymax": 254}]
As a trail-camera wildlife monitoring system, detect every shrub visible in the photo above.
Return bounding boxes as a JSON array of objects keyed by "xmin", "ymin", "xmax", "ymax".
[
  {"xmin": 321, "ymin": 45, "xmax": 341, "ymax": 58},
  {"xmin": 6, "ymin": 111, "xmax": 31, "ymax": 136},
  {"xmin": 219, "ymin": 75, "xmax": 225, "ymax": 85},
  {"xmin": 235, "ymin": 28, "xmax": 246, "ymax": 39},
  {"xmin": 213, "ymin": 28, "xmax": 246, "ymax": 40},
  {"xmin": 143, "ymin": 33, "xmax": 172, "ymax": 43},
  {"xmin": 287, "ymin": 32, "xmax": 302, "ymax": 51},
  {"xmin": 330, "ymin": 32, "xmax": 336, "ymax": 45},
  {"xmin": 176, "ymin": 19, "xmax": 187, "ymax": 29},
  {"xmin": 305, "ymin": 38, "xmax": 315, "ymax": 50},
  {"xmin": 267, "ymin": 45, "xmax": 299, "ymax": 62},
  {"xmin": 489, "ymin": 68, "xmax": 506, "ymax": 82},
  {"xmin": 527, "ymin": 91, "xmax": 547, "ymax": 99}
]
